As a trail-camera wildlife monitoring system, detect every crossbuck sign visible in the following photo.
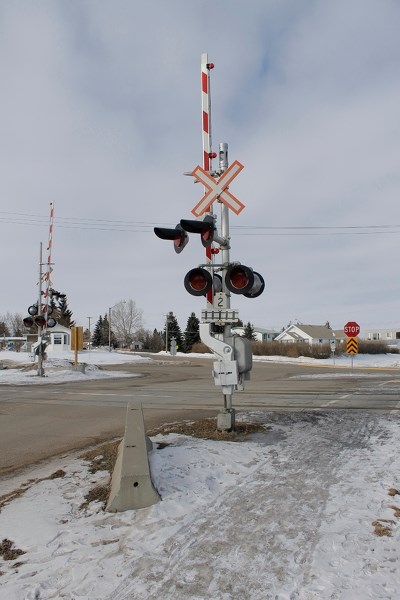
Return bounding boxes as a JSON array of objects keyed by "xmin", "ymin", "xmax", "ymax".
[{"xmin": 191, "ymin": 160, "xmax": 245, "ymax": 217}]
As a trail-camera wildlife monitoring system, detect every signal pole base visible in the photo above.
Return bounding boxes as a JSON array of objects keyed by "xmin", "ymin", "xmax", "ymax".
[{"xmin": 217, "ymin": 409, "xmax": 236, "ymax": 432}]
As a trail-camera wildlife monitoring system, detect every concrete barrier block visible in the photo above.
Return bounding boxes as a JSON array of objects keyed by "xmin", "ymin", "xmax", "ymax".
[{"xmin": 106, "ymin": 402, "xmax": 160, "ymax": 512}]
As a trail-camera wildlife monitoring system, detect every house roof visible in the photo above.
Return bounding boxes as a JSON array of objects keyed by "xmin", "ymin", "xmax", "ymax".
[
  {"xmin": 331, "ymin": 329, "xmax": 346, "ymax": 339},
  {"xmin": 275, "ymin": 324, "xmax": 335, "ymax": 341},
  {"xmin": 231, "ymin": 327, "xmax": 278, "ymax": 334},
  {"xmin": 292, "ymin": 325, "xmax": 333, "ymax": 338},
  {"xmin": 48, "ymin": 324, "xmax": 71, "ymax": 334}
]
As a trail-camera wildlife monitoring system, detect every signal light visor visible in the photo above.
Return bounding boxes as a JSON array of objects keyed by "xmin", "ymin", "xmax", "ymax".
[
  {"xmin": 154, "ymin": 224, "xmax": 189, "ymax": 254},
  {"xmin": 244, "ymin": 272, "xmax": 265, "ymax": 298}
]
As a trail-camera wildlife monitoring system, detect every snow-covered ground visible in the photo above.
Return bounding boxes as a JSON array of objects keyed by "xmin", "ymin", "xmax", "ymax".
[
  {"xmin": 1, "ymin": 350, "xmax": 400, "ymax": 599},
  {"xmin": 0, "ymin": 411, "xmax": 399, "ymax": 599},
  {"xmin": 0, "ymin": 349, "xmax": 153, "ymax": 385}
]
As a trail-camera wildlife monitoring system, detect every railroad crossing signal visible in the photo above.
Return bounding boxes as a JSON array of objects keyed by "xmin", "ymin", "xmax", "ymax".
[
  {"xmin": 23, "ymin": 303, "xmax": 57, "ymax": 329},
  {"xmin": 346, "ymin": 337, "xmax": 359, "ymax": 355},
  {"xmin": 154, "ymin": 215, "xmax": 264, "ymax": 301}
]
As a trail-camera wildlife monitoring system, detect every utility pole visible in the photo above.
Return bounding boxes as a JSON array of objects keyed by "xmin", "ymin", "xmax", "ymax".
[{"xmin": 87, "ymin": 316, "xmax": 92, "ymax": 352}]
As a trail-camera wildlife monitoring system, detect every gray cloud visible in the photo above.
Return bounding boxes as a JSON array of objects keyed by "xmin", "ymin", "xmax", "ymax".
[{"xmin": 1, "ymin": 0, "xmax": 400, "ymax": 335}]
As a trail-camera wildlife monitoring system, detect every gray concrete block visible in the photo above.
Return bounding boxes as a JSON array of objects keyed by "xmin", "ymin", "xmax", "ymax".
[{"xmin": 106, "ymin": 402, "xmax": 161, "ymax": 512}]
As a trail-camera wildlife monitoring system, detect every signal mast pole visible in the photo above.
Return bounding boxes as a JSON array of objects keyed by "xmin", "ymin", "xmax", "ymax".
[
  {"xmin": 37, "ymin": 203, "xmax": 55, "ymax": 377},
  {"xmin": 199, "ymin": 57, "xmax": 237, "ymax": 427},
  {"xmin": 37, "ymin": 242, "xmax": 45, "ymax": 376},
  {"xmin": 201, "ymin": 53, "xmax": 216, "ymax": 308},
  {"xmin": 218, "ymin": 142, "xmax": 233, "ymax": 413}
]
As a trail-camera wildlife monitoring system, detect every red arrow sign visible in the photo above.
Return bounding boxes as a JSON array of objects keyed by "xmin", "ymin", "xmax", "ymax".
[
  {"xmin": 191, "ymin": 160, "xmax": 245, "ymax": 217},
  {"xmin": 344, "ymin": 321, "xmax": 360, "ymax": 337}
]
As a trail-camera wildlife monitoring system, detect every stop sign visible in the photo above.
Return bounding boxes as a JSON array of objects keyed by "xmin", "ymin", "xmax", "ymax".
[{"xmin": 344, "ymin": 321, "xmax": 360, "ymax": 337}]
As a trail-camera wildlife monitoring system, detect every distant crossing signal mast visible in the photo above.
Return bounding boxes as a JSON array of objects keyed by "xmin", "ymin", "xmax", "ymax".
[
  {"xmin": 23, "ymin": 203, "xmax": 57, "ymax": 377},
  {"xmin": 154, "ymin": 54, "xmax": 265, "ymax": 432}
]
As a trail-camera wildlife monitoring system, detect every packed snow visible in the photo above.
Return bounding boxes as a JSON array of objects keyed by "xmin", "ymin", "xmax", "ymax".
[{"xmin": 1, "ymin": 350, "xmax": 400, "ymax": 598}]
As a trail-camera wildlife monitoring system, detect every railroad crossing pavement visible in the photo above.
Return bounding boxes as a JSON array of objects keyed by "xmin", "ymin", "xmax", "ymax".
[{"xmin": 1, "ymin": 360, "xmax": 400, "ymax": 476}]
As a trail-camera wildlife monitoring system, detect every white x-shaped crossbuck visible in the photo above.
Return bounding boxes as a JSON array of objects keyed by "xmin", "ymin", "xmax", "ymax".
[{"xmin": 191, "ymin": 160, "xmax": 245, "ymax": 217}]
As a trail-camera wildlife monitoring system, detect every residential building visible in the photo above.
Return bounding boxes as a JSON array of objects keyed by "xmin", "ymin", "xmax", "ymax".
[
  {"xmin": 274, "ymin": 323, "xmax": 345, "ymax": 345},
  {"xmin": 364, "ymin": 328, "xmax": 400, "ymax": 346}
]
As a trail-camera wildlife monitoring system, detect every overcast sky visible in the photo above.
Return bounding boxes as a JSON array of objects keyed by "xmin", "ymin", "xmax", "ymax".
[{"xmin": 1, "ymin": 0, "xmax": 400, "ymax": 335}]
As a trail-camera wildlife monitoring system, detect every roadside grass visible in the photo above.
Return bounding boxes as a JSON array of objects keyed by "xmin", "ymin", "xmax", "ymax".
[
  {"xmin": 147, "ymin": 417, "xmax": 269, "ymax": 441},
  {"xmin": 79, "ymin": 417, "xmax": 269, "ymax": 510},
  {"xmin": 191, "ymin": 340, "xmax": 398, "ymax": 358},
  {"xmin": 0, "ymin": 539, "xmax": 26, "ymax": 561},
  {"xmin": 371, "ymin": 488, "xmax": 400, "ymax": 537}
]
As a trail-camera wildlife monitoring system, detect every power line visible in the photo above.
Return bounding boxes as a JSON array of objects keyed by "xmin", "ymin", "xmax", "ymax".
[{"xmin": 0, "ymin": 211, "xmax": 399, "ymax": 236}]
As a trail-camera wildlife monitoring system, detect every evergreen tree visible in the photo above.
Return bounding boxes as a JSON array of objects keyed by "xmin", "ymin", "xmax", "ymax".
[
  {"xmin": 136, "ymin": 328, "xmax": 164, "ymax": 352},
  {"xmin": 151, "ymin": 328, "xmax": 164, "ymax": 352},
  {"xmin": 183, "ymin": 312, "xmax": 200, "ymax": 353},
  {"xmin": 92, "ymin": 314, "xmax": 116, "ymax": 347},
  {"xmin": 92, "ymin": 315, "xmax": 103, "ymax": 347},
  {"xmin": 102, "ymin": 314, "xmax": 117, "ymax": 347},
  {"xmin": 57, "ymin": 295, "xmax": 75, "ymax": 328},
  {"xmin": 163, "ymin": 311, "xmax": 183, "ymax": 352},
  {"xmin": 243, "ymin": 321, "xmax": 257, "ymax": 340},
  {"xmin": 49, "ymin": 289, "xmax": 75, "ymax": 328}
]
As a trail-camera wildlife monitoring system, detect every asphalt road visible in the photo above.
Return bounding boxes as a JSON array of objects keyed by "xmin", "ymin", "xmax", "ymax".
[{"xmin": 1, "ymin": 356, "xmax": 400, "ymax": 477}]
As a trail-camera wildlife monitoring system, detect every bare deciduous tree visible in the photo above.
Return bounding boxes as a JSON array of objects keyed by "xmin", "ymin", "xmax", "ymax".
[
  {"xmin": 110, "ymin": 300, "xmax": 143, "ymax": 348},
  {"xmin": 2, "ymin": 312, "xmax": 24, "ymax": 336}
]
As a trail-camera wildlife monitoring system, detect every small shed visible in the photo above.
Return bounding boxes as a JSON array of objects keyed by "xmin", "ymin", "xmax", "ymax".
[{"xmin": 46, "ymin": 325, "xmax": 71, "ymax": 351}]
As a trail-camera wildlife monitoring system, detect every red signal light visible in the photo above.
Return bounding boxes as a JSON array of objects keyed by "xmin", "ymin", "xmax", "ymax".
[
  {"xmin": 23, "ymin": 317, "xmax": 34, "ymax": 328},
  {"xmin": 225, "ymin": 265, "xmax": 265, "ymax": 298},
  {"xmin": 225, "ymin": 265, "xmax": 254, "ymax": 294},
  {"xmin": 35, "ymin": 315, "xmax": 46, "ymax": 328},
  {"xmin": 184, "ymin": 268, "xmax": 213, "ymax": 296}
]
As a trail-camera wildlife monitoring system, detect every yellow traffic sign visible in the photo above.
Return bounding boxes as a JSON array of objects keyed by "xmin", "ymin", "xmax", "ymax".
[{"xmin": 346, "ymin": 337, "xmax": 358, "ymax": 355}]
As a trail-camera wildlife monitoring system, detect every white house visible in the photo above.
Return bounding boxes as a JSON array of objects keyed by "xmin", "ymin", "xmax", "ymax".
[
  {"xmin": 231, "ymin": 327, "xmax": 279, "ymax": 342},
  {"xmin": 274, "ymin": 324, "xmax": 345, "ymax": 345},
  {"xmin": 364, "ymin": 328, "xmax": 400, "ymax": 347}
]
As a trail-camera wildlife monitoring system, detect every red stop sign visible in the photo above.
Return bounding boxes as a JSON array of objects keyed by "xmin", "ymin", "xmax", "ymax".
[{"xmin": 344, "ymin": 321, "xmax": 360, "ymax": 337}]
